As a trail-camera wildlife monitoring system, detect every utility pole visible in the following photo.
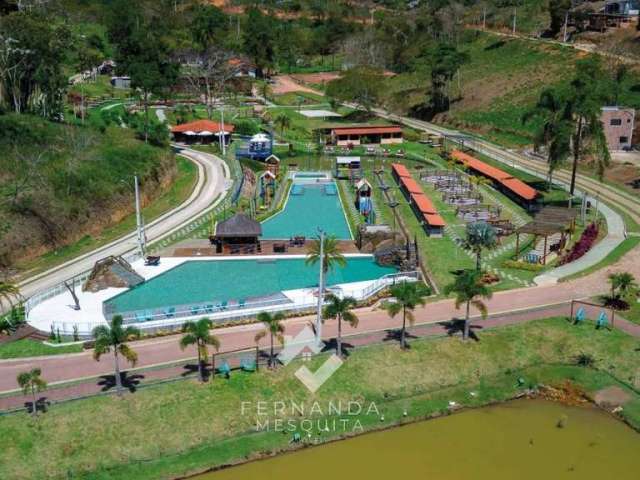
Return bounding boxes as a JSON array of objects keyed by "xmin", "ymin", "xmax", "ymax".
[
  {"xmin": 315, "ymin": 229, "xmax": 325, "ymax": 346},
  {"xmin": 220, "ymin": 106, "xmax": 226, "ymax": 156},
  {"xmin": 134, "ymin": 175, "xmax": 145, "ymax": 257},
  {"xmin": 512, "ymin": 7, "xmax": 517, "ymax": 35}
]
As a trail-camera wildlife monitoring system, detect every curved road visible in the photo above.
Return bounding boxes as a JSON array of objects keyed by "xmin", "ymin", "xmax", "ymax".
[{"xmin": 17, "ymin": 146, "xmax": 230, "ymax": 300}]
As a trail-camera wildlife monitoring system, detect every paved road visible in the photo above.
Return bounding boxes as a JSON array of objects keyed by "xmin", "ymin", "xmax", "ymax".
[{"xmin": 16, "ymin": 147, "xmax": 230, "ymax": 300}]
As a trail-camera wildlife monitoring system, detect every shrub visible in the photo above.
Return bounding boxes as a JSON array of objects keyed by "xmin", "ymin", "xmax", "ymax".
[
  {"xmin": 558, "ymin": 223, "xmax": 599, "ymax": 265},
  {"xmin": 503, "ymin": 260, "xmax": 544, "ymax": 272},
  {"xmin": 233, "ymin": 118, "xmax": 261, "ymax": 136}
]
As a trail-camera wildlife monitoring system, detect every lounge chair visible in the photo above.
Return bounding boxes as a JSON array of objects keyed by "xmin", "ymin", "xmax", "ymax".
[
  {"xmin": 145, "ymin": 256, "xmax": 160, "ymax": 266},
  {"xmin": 164, "ymin": 307, "xmax": 176, "ymax": 319},
  {"xmin": 205, "ymin": 304, "xmax": 215, "ymax": 314},
  {"xmin": 191, "ymin": 306, "xmax": 201, "ymax": 316},
  {"xmin": 144, "ymin": 310, "xmax": 154, "ymax": 321},
  {"xmin": 220, "ymin": 301, "xmax": 228, "ymax": 311},
  {"xmin": 217, "ymin": 361, "xmax": 231, "ymax": 379},
  {"xmin": 134, "ymin": 311, "xmax": 145, "ymax": 323},
  {"xmin": 238, "ymin": 299, "xmax": 246, "ymax": 308},
  {"xmin": 240, "ymin": 357, "xmax": 256, "ymax": 372}
]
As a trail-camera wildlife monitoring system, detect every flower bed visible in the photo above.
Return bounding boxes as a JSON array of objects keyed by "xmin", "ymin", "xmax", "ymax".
[{"xmin": 558, "ymin": 223, "xmax": 599, "ymax": 266}]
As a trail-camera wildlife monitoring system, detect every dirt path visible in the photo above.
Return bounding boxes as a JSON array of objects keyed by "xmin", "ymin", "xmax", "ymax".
[{"xmin": 271, "ymin": 75, "xmax": 325, "ymax": 96}]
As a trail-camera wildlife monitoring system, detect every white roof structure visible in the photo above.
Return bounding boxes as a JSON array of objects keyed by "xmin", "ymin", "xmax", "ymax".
[
  {"xmin": 266, "ymin": 154, "xmax": 280, "ymax": 163},
  {"xmin": 337, "ymin": 156, "xmax": 361, "ymax": 165},
  {"xmin": 251, "ymin": 133, "xmax": 270, "ymax": 142},
  {"xmin": 299, "ymin": 110, "xmax": 342, "ymax": 118}
]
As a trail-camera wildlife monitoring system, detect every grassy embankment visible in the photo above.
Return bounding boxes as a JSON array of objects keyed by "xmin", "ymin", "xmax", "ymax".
[
  {"xmin": 0, "ymin": 339, "xmax": 83, "ymax": 360},
  {"xmin": 1, "ymin": 317, "xmax": 638, "ymax": 480}
]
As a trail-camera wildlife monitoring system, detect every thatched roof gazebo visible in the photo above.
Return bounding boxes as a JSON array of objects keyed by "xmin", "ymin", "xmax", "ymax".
[{"xmin": 210, "ymin": 213, "xmax": 262, "ymax": 254}]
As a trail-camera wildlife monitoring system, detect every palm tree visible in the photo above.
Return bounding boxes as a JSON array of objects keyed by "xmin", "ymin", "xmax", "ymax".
[
  {"xmin": 17, "ymin": 368, "xmax": 47, "ymax": 417},
  {"xmin": 275, "ymin": 113, "xmax": 291, "ymax": 136},
  {"xmin": 523, "ymin": 88, "xmax": 572, "ymax": 187},
  {"xmin": 180, "ymin": 318, "xmax": 220, "ymax": 382},
  {"xmin": 566, "ymin": 58, "xmax": 611, "ymax": 195},
  {"xmin": 0, "ymin": 282, "xmax": 21, "ymax": 311},
  {"xmin": 305, "ymin": 234, "xmax": 347, "ymax": 279},
  {"xmin": 444, "ymin": 270, "xmax": 493, "ymax": 341},
  {"xmin": 465, "ymin": 221, "xmax": 498, "ymax": 271},
  {"xmin": 382, "ymin": 281, "xmax": 430, "ymax": 349},
  {"xmin": 608, "ymin": 272, "xmax": 638, "ymax": 300},
  {"xmin": 254, "ymin": 312, "xmax": 285, "ymax": 368},
  {"xmin": 323, "ymin": 295, "xmax": 359, "ymax": 357},
  {"xmin": 92, "ymin": 315, "xmax": 140, "ymax": 396}
]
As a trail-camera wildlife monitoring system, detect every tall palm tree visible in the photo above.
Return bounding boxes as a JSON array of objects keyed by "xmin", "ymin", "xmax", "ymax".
[
  {"xmin": 444, "ymin": 270, "xmax": 493, "ymax": 341},
  {"xmin": 274, "ymin": 113, "xmax": 291, "ymax": 136},
  {"xmin": 522, "ymin": 88, "xmax": 572, "ymax": 187},
  {"xmin": 0, "ymin": 282, "xmax": 21, "ymax": 311},
  {"xmin": 180, "ymin": 318, "xmax": 220, "ymax": 382},
  {"xmin": 464, "ymin": 221, "xmax": 498, "ymax": 271},
  {"xmin": 17, "ymin": 368, "xmax": 47, "ymax": 417},
  {"xmin": 608, "ymin": 272, "xmax": 638, "ymax": 300},
  {"xmin": 382, "ymin": 281, "xmax": 430, "ymax": 350},
  {"xmin": 305, "ymin": 234, "xmax": 347, "ymax": 280},
  {"xmin": 323, "ymin": 294, "xmax": 359, "ymax": 357},
  {"xmin": 254, "ymin": 312, "xmax": 285, "ymax": 368},
  {"xmin": 92, "ymin": 315, "xmax": 140, "ymax": 396},
  {"xmin": 566, "ymin": 58, "xmax": 611, "ymax": 195}
]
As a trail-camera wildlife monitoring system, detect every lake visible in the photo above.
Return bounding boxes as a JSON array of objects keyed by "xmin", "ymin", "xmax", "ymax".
[{"xmin": 193, "ymin": 399, "xmax": 640, "ymax": 480}]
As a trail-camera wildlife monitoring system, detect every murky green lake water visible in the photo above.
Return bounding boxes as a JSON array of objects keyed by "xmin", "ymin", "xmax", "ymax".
[{"xmin": 194, "ymin": 399, "xmax": 640, "ymax": 480}]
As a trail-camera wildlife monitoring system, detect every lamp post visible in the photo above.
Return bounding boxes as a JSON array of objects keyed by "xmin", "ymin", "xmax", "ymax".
[
  {"xmin": 134, "ymin": 175, "xmax": 146, "ymax": 257},
  {"xmin": 315, "ymin": 229, "xmax": 325, "ymax": 346}
]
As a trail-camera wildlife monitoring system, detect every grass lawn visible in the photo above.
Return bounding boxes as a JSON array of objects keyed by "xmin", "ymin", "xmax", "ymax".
[
  {"xmin": 16, "ymin": 156, "xmax": 198, "ymax": 276},
  {"xmin": 0, "ymin": 339, "xmax": 83, "ymax": 360},
  {"xmin": 1, "ymin": 317, "xmax": 638, "ymax": 480}
]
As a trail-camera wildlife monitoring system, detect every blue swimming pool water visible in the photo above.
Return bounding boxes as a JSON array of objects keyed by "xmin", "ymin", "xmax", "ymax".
[
  {"xmin": 261, "ymin": 180, "xmax": 352, "ymax": 239},
  {"xmin": 105, "ymin": 257, "xmax": 395, "ymax": 314}
]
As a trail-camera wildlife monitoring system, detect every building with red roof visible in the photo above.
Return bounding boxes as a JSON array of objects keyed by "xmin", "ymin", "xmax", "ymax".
[
  {"xmin": 329, "ymin": 124, "xmax": 403, "ymax": 146},
  {"xmin": 171, "ymin": 120, "xmax": 235, "ymax": 145}
]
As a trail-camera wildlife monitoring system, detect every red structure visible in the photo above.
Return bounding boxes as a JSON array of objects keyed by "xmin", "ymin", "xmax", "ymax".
[{"xmin": 171, "ymin": 120, "xmax": 235, "ymax": 145}]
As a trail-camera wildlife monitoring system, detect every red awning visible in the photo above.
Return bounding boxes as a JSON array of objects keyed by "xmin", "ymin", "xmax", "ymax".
[
  {"xmin": 424, "ymin": 213, "xmax": 446, "ymax": 227},
  {"xmin": 400, "ymin": 177, "xmax": 423, "ymax": 195},
  {"xmin": 502, "ymin": 178, "xmax": 538, "ymax": 201},
  {"xmin": 391, "ymin": 163, "xmax": 411, "ymax": 178},
  {"xmin": 411, "ymin": 193, "xmax": 436, "ymax": 214}
]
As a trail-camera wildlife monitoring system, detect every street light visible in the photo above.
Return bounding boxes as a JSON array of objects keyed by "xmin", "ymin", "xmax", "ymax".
[
  {"xmin": 120, "ymin": 176, "xmax": 146, "ymax": 257},
  {"xmin": 315, "ymin": 228, "xmax": 325, "ymax": 347}
]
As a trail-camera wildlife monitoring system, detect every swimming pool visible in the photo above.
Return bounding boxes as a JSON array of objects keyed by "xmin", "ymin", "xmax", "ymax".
[
  {"xmin": 104, "ymin": 257, "xmax": 395, "ymax": 316},
  {"xmin": 261, "ymin": 179, "xmax": 352, "ymax": 239}
]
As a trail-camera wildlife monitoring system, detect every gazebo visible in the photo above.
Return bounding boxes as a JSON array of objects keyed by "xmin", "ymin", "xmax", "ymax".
[
  {"xmin": 210, "ymin": 213, "xmax": 262, "ymax": 254},
  {"xmin": 514, "ymin": 207, "xmax": 578, "ymax": 265},
  {"xmin": 171, "ymin": 120, "xmax": 235, "ymax": 145}
]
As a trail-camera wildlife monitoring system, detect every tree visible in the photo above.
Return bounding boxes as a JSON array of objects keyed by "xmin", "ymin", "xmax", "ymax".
[
  {"xmin": 566, "ymin": 58, "xmax": 611, "ymax": 195},
  {"xmin": 444, "ymin": 270, "xmax": 492, "ymax": 341},
  {"xmin": 464, "ymin": 221, "xmax": 498, "ymax": 271},
  {"xmin": 382, "ymin": 281, "xmax": 430, "ymax": 349},
  {"xmin": 607, "ymin": 272, "xmax": 638, "ymax": 305},
  {"xmin": 242, "ymin": 7, "xmax": 275, "ymax": 78},
  {"xmin": 425, "ymin": 42, "xmax": 468, "ymax": 118},
  {"xmin": 325, "ymin": 66, "xmax": 385, "ymax": 113},
  {"xmin": 323, "ymin": 294, "xmax": 358, "ymax": 357},
  {"xmin": 254, "ymin": 311, "xmax": 285, "ymax": 368},
  {"xmin": 523, "ymin": 88, "xmax": 572, "ymax": 187},
  {"xmin": 548, "ymin": 0, "xmax": 572, "ymax": 36},
  {"xmin": 180, "ymin": 318, "xmax": 220, "ymax": 382},
  {"xmin": 17, "ymin": 368, "xmax": 46, "ymax": 417},
  {"xmin": 274, "ymin": 113, "xmax": 290, "ymax": 136},
  {"xmin": 75, "ymin": 39, "xmax": 104, "ymax": 123},
  {"xmin": 180, "ymin": 46, "xmax": 239, "ymax": 120},
  {"xmin": 191, "ymin": 4, "xmax": 227, "ymax": 49},
  {"xmin": 305, "ymin": 234, "xmax": 347, "ymax": 282},
  {"xmin": 92, "ymin": 315, "xmax": 140, "ymax": 396},
  {"xmin": 0, "ymin": 281, "xmax": 20, "ymax": 310}
]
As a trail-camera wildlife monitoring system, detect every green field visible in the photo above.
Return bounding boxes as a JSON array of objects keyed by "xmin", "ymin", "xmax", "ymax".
[
  {"xmin": 0, "ymin": 339, "xmax": 83, "ymax": 360},
  {"xmin": 1, "ymin": 317, "xmax": 638, "ymax": 480}
]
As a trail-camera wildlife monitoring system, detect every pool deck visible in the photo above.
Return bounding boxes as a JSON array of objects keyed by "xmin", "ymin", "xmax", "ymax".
[
  {"xmin": 26, "ymin": 254, "xmax": 407, "ymax": 336},
  {"xmin": 165, "ymin": 239, "xmax": 360, "ymax": 257}
]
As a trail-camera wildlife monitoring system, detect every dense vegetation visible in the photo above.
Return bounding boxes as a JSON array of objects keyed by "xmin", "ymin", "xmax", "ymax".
[{"xmin": 0, "ymin": 114, "xmax": 174, "ymax": 269}]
